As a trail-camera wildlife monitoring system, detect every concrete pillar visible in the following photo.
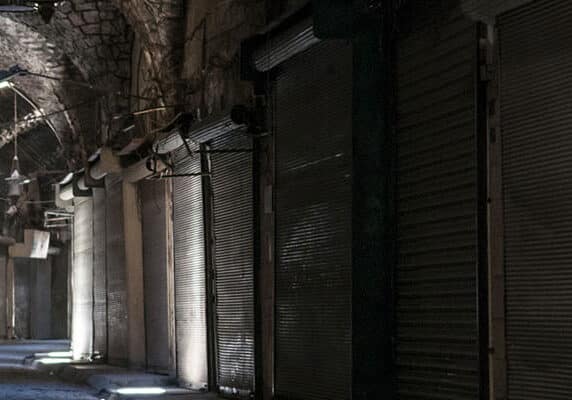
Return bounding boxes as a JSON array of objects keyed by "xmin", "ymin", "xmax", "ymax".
[{"xmin": 122, "ymin": 181, "xmax": 146, "ymax": 369}]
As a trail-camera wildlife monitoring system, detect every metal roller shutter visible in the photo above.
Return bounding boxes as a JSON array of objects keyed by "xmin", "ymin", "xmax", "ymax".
[
  {"xmin": 93, "ymin": 188, "xmax": 107, "ymax": 357},
  {"xmin": 30, "ymin": 259, "xmax": 52, "ymax": 339},
  {"xmin": 140, "ymin": 179, "xmax": 170, "ymax": 373},
  {"xmin": 106, "ymin": 174, "xmax": 128, "ymax": 365},
  {"xmin": 14, "ymin": 258, "xmax": 31, "ymax": 339},
  {"xmin": 51, "ymin": 246, "xmax": 69, "ymax": 339},
  {"xmin": 72, "ymin": 197, "xmax": 94, "ymax": 359},
  {"xmin": 499, "ymin": 2, "xmax": 572, "ymax": 398},
  {"xmin": 395, "ymin": 5, "xmax": 480, "ymax": 399},
  {"xmin": 173, "ymin": 145, "xmax": 208, "ymax": 389},
  {"xmin": 0, "ymin": 250, "xmax": 6, "ymax": 339},
  {"xmin": 210, "ymin": 133, "xmax": 255, "ymax": 396},
  {"xmin": 273, "ymin": 40, "xmax": 353, "ymax": 400}
]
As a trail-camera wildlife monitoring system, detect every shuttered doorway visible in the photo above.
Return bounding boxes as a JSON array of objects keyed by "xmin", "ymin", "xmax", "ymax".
[
  {"xmin": 210, "ymin": 133, "xmax": 255, "ymax": 396},
  {"xmin": 14, "ymin": 258, "xmax": 32, "ymax": 339},
  {"xmin": 93, "ymin": 188, "xmax": 107, "ymax": 357},
  {"xmin": 106, "ymin": 174, "xmax": 128, "ymax": 366},
  {"xmin": 499, "ymin": 1, "xmax": 572, "ymax": 398},
  {"xmin": 395, "ymin": 4, "xmax": 481, "ymax": 399},
  {"xmin": 140, "ymin": 179, "xmax": 171, "ymax": 374},
  {"xmin": 173, "ymin": 145, "xmax": 208, "ymax": 389},
  {"xmin": 273, "ymin": 39, "xmax": 353, "ymax": 400},
  {"xmin": 72, "ymin": 197, "xmax": 94, "ymax": 359}
]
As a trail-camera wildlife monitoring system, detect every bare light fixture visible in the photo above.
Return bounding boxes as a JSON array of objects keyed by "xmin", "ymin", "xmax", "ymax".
[
  {"xmin": 0, "ymin": 1, "xmax": 57, "ymax": 23},
  {"xmin": 5, "ymin": 90, "xmax": 30, "ymax": 197}
]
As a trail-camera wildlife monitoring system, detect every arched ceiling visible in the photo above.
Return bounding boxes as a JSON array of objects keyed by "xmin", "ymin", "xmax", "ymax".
[{"xmin": 0, "ymin": 0, "xmax": 135, "ymax": 170}]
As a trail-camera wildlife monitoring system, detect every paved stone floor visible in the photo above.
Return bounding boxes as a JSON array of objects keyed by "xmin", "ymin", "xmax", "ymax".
[{"xmin": 0, "ymin": 341, "xmax": 98, "ymax": 400}]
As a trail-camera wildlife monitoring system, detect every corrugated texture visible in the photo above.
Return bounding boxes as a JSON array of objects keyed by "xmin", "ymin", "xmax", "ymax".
[
  {"xmin": 252, "ymin": 18, "xmax": 320, "ymax": 72},
  {"xmin": 72, "ymin": 197, "xmax": 94, "ymax": 359},
  {"xmin": 93, "ymin": 188, "xmax": 107, "ymax": 356},
  {"xmin": 273, "ymin": 40, "xmax": 353, "ymax": 400},
  {"xmin": 106, "ymin": 174, "xmax": 128, "ymax": 366},
  {"xmin": 140, "ymin": 179, "xmax": 170, "ymax": 374},
  {"xmin": 210, "ymin": 133, "xmax": 255, "ymax": 396},
  {"xmin": 395, "ymin": 7, "xmax": 480, "ymax": 400},
  {"xmin": 30, "ymin": 260, "xmax": 52, "ymax": 339},
  {"xmin": 0, "ymin": 251, "xmax": 6, "ymax": 339},
  {"xmin": 14, "ymin": 259, "xmax": 31, "ymax": 339},
  {"xmin": 499, "ymin": 2, "xmax": 572, "ymax": 398},
  {"xmin": 173, "ymin": 145, "xmax": 208, "ymax": 389},
  {"xmin": 51, "ymin": 247, "xmax": 69, "ymax": 339}
]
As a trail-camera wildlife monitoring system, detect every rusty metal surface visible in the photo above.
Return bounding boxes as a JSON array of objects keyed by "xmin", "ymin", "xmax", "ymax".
[
  {"xmin": 499, "ymin": 1, "xmax": 572, "ymax": 398},
  {"xmin": 395, "ymin": 5, "xmax": 480, "ymax": 399},
  {"xmin": 273, "ymin": 40, "xmax": 352, "ymax": 400}
]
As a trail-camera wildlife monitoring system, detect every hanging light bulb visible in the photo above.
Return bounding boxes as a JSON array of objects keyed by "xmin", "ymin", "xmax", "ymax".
[{"xmin": 5, "ymin": 89, "xmax": 29, "ymax": 198}]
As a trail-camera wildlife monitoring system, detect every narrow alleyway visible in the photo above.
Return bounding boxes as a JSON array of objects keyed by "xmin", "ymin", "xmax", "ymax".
[{"xmin": 0, "ymin": 341, "xmax": 98, "ymax": 400}]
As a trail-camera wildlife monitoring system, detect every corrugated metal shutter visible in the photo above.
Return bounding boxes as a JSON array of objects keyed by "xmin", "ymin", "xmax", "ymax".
[
  {"xmin": 210, "ymin": 133, "xmax": 255, "ymax": 396},
  {"xmin": 173, "ymin": 145, "xmax": 208, "ymax": 389},
  {"xmin": 140, "ymin": 179, "xmax": 171, "ymax": 373},
  {"xmin": 395, "ymin": 6, "xmax": 480, "ymax": 399},
  {"xmin": 14, "ymin": 258, "xmax": 31, "ymax": 339},
  {"xmin": 273, "ymin": 40, "xmax": 353, "ymax": 400},
  {"xmin": 93, "ymin": 188, "xmax": 107, "ymax": 356},
  {"xmin": 30, "ymin": 259, "xmax": 52, "ymax": 339},
  {"xmin": 106, "ymin": 174, "xmax": 128, "ymax": 366},
  {"xmin": 51, "ymin": 246, "xmax": 69, "ymax": 339},
  {"xmin": 72, "ymin": 197, "xmax": 94, "ymax": 359},
  {"xmin": 0, "ymin": 250, "xmax": 6, "ymax": 338},
  {"xmin": 499, "ymin": 2, "xmax": 572, "ymax": 398}
]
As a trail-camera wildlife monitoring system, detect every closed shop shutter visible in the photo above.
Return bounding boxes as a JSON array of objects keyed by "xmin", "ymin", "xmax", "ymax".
[
  {"xmin": 173, "ymin": 145, "xmax": 208, "ymax": 389},
  {"xmin": 395, "ymin": 5, "xmax": 480, "ymax": 399},
  {"xmin": 498, "ymin": 2, "xmax": 572, "ymax": 398},
  {"xmin": 140, "ymin": 179, "xmax": 170, "ymax": 373},
  {"xmin": 72, "ymin": 197, "xmax": 94, "ymax": 359},
  {"xmin": 51, "ymin": 245, "xmax": 69, "ymax": 339},
  {"xmin": 30, "ymin": 259, "xmax": 52, "ymax": 339},
  {"xmin": 14, "ymin": 258, "xmax": 31, "ymax": 339},
  {"xmin": 210, "ymin": 133, "xmax": 255, "ymax": 396},
  {"xmin": 93, "ymin": 188, "xmax": 107, "ymax": 356},
  {"xmin": 106, "ymin": 174, "xmax": 128, "ymax": 365},
  {"xmin": 273, "ymin": 40, "xmax": 353, "ymax": 400},
  {"xmin": 0, "ymin": 250, "xmax": 6, "ymax": 339}
]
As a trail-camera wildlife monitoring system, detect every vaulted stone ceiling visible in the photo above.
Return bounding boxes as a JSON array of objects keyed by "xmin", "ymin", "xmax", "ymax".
[{"xmin": 0, "ymin": 0, "xmax": 134, "ymax": 169}]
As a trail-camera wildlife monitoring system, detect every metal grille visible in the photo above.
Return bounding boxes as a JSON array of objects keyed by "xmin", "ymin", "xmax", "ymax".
[
  {"xmin": 210, "ymin": 133, "xmax": 255, "ymax": 396},
  {"xmin": 106, "ymin": 174, "xmax": 128, "ymax": 366},
  {"xmin": 173, "ymin": 145, "xmax": 208, "ymax": 389},
  {"xmin": 93, "ymin": 188, "xmax": 107, "ymax": 356},
  {"xmin": 140, "ymin": 179, "xmax": 170, "ymax": 374},
  {"xmin": 395, "ymin": 7, "xmax": 480, "ymax": 399},
  {"xmin": 499, "ymin": 2, "xmax": 572, "ymax": 398},
  {"xmin": 72, "ymin": 197, "xmax": 94, "ymax": 359},
  {"xmin": 274, "ymin": 40, "xmax": 353, "ymax": 400}
]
